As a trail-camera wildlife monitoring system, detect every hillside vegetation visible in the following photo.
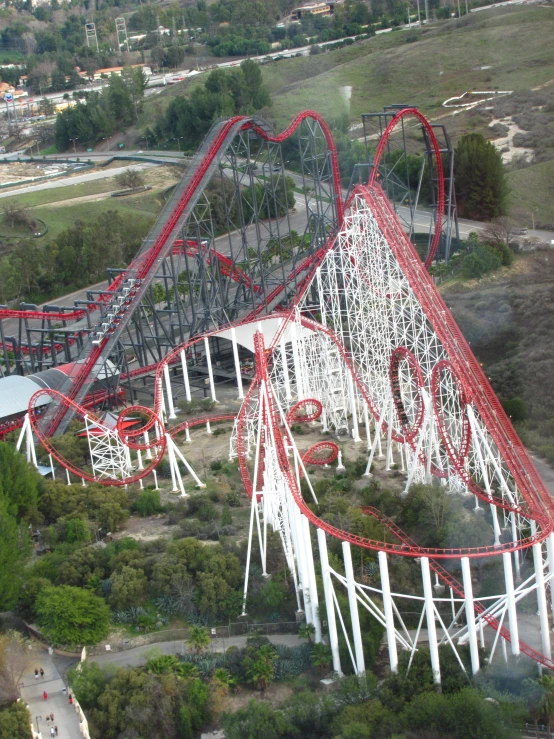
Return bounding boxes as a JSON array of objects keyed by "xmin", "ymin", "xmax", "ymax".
[
  {"xmin": 443, "ymin": 251, "xmax": 554, "ymax": 462},
  {"xmin": 261, "ymin": 7, "xmax": 554, "ymax": 127}
]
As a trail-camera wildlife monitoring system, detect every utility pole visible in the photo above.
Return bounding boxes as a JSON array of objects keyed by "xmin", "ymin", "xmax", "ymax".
[
  {"xmin": 424, "ymin": 0, "xmax": 429, "ymax": 24},
  {"xmin": 416, "ymin": 0, "xmax": 422, "ymax": 26}
]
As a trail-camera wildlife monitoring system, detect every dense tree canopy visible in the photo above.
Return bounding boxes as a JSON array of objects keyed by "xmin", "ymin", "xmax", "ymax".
[
  {"xmin": 455, "ymin": 133, "xmax": 509, "ymax": 221},
  {"xmin": 35, "ymin": 585, "xmax": 111, "ymax": 646}
]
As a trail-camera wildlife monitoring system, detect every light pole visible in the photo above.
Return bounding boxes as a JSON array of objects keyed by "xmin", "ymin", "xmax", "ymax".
[
  {"xmin": 70, "ymin": 137, "xmax": 78, "ymax": 154},
  {"xmin": 530, "ymin": 209, "xmax": 537, "ymax": 235},
  {"xmin": 35, "ymin": 716, "xmax": 42, "ymax": 733}
]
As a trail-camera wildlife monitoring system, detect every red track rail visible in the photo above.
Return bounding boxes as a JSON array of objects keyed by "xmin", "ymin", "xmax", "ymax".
[
  {"xmin": 369, "ymin": 107, "xmax": 444, "ymax": 269},
  {"xmin": 364, "ymin": 505, "xmax": 554, "ymax": 670},
  {"xmin": 41, "ymin": 111, "xmax": 343, "ymax": 437}
]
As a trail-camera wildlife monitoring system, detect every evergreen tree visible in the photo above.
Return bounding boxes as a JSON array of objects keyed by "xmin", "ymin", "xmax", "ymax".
[{"xmin": 454, "ymin": 133, "xmax": 509, "ymax": 221}]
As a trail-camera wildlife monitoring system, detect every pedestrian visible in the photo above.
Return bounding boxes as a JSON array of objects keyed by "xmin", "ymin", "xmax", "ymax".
[
  {"xmin": 46, "ymin": 715, "xmax": 50, "ymax": 724},
  {"xmin": 40, "ymin": 668, "xmax": 45, "ymax": 678},
  {"xmin": 43, "ymin": 691, "xmax": 47, "ymax": 701},
  {"xmin": 34, "ymin": 669, "xmax": 39, "ymax": 679},
  {"xmin": 68, "ymin": 693, "xmax": 73, "ymax": 704},
  {"xmin": 54, "ymin": 727, "xmax": 58, "ymax": 736},
  {"xmin": 50, "ymin": 727, "xmax": 55, "ymax": 738},
  {"xmin": 50, "ymin": 713, "xmax": 54, "ymax": 722}
]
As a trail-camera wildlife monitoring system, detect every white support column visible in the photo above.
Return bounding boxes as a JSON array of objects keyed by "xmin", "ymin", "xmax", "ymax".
[
  {"xmin": 342, "ymin": 541, "xmax": 365, "ymax": 675},
  {"xmin": 241, "ymin": 492, "xmax": 257, "ymax": 616},
  {"xmin": 144, "ymin": 431, "xmax": 153, "ymax": 460},
  {"xmin": 169, "ymin": 436, "xmax": 205, "ymax": 488},
  {"xmin": 152, "ymin": 469, "xmax": 159, "ymax": 490},
  {"xmin": 136, "ymin": 449, "xmax": 144, "ymax": 470},
  {"xmin": 280, "ymin": 337, "xmax": 292, "ymax": 401},
  {"xmin": 163, "ymin": 364, "xmax": 177, "ymax": 420},
  {"xmin": 165, "ymin": 433, "xmax": 180, "ymax": 493},
  {"xmin": 66, "ymin": 468, "xmax": 72, "ymax": 485},
  {"xmin": 503, "ymin": 551, "xmax": 520, "ymax": 655},
  {"xmin": 533, "ymin": 543, "xmax": 552, "ymax": 660},
  {"xmin": 461, "ymin": 557, "xmax": 480, "ymax": 675},
  {"xmin": 378, "ymin": 551, "xmax": 398, "ymax": 673},
  {"xmin": 291, "ymin": 323, "xmax": 304, "ymax": 399},
  {"xmin": 363, "ymin": 403, "xmax": 372, "ymax": 450},
  {"xmin": 317, "ymin": 529, "xmax": 342, "ymax": 676},
  {"xmin": 421, "ymin": 557, "xmax": 441, "ymax": 685},
  {"xmin": 204, "ymin": 336, "xmax": 217, "ymax": 403},
  {"xmin": 347, "ymin": 372, "xmax": 361, "ymax": 443},
  {"xmin": 180, "ymin": 350, "xmax": 192, "ymax": 403},
  {"xmin": 294, "ymin": 506, "xmax": 313, "ymax": 624},
  {"xmin": 511, "ymin": 513, "xmax": 521, "ymax": 581},
  {"xmin": 547, "ymin": 533, "xmax": 554, "ymax": 624},
  {"xmin": 48, "ymin": 454, "xmax": 55, "ymax": 479},
  {"xmin": 231, "ymin": 327, "xmax": 244, "ymax": 399},
  {"xmin": 302, "ymin": 515, "xmax": 322, "ymax": 643}
]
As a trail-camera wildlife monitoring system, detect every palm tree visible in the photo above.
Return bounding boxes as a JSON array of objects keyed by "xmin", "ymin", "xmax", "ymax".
[
  {"xmin": 187, "ymin": 625, "xmax": 210, "ymax": 654},
  {"xmin": 245, "ymin": 656, "xmax": 275, "ymax": 693},
  {"xmin": 298, "ymin": 622, "xmax": 316, "ymax": 643},
  {"xmin": 178, "ymin": 661, "xmax": 200, "ymax": 679},
  {"xmin": 310, "ymin": 642, "xmax": 332, "ymax": 673},
  {"xmin": 524, "ymin": 675, "xmax": 554, "ymax": 738}
]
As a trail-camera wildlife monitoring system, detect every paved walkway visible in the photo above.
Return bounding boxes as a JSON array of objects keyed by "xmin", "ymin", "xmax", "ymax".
[
  {"xmin": 20, "ymin": 652, "xmax": 82, "ymax": 739},
  {"xmin": 91, "ymin": 634, "xmax": 302, "ymax": 669}
]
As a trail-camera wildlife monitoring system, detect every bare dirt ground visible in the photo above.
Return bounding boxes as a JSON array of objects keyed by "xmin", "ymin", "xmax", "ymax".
[
  {"xmin": 0, "ymin": 161, "xmax": 57, "ymax": 184},
  {"xmin": 112, "ymin": 513, "xmax": 180, "ymax": 542}
]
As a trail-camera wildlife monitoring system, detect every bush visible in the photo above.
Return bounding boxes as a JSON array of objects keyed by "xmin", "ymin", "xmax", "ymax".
[
  {"xmin": 133, "ymin": 489, "xmax": 162, "ymax": 517},
  {"xmin": 461, "ymin": 245, "xmax": 502, "ymax": 279}
]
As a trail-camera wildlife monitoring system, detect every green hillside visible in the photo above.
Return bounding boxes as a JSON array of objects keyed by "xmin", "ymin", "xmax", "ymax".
[{"xmin": 261, "ymin": 6, "xmax": 554, "ymax": 128}]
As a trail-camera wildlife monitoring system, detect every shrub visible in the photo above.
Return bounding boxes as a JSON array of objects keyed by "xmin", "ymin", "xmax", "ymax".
[{"xmin": 134, "ymin": 489, "xmax": 162, "ymax": 517}]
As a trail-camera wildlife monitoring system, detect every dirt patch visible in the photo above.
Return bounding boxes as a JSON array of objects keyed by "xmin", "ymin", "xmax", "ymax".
[
  {"xmin": 113, "ymin": 512, "xmax": 179, "ymax": 542},
  {"xmin": 220, "ymin": 681, "xmax": 295, "ymax": 713},
  {"xmin": 489, "ymin": 116, "xmax": 534, "ymax": 164}
]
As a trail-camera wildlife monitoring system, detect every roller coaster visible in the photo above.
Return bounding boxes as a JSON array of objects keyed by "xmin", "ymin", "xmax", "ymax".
[{"xmin": 10, "ymin": 106, "xmax": 554, "ymax": 682}]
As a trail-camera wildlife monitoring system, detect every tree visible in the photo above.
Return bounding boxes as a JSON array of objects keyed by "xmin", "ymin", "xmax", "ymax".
[
  {"xmin": 0, "ymin": 701, "xmax": 33, "ymax": 739},
  {"xmin": 525, "ymin": 675, "xmax": 554, "ymax": 738},
  {"xmin": 67, "ymin": 660, "xmax": 108, "ymax": 710},
  {"xmin": 0, "ymin": 443, "xmax": 40, "ymax": 521},
  {"xmin": 2, "ymin": 202, "xmax": 31, "ymax": 229},
  {"xmin": 455, "ymin": 133, "xmax": 508, "ymax": 221},
  {"xmin": 243, "ymin": 644, "xmax": 278, "ymax": 693},
  {"xmin": 109, "ymin": 566, "xmax": 147, "ymax": 610},
  {"xmin": 0, "ymin": 496, "xmax": 31, "ymax": 610},
  {"xmin": 0, "ymin": 631, "xmax": 38, "ymax": 704},
  {"xmin": 116, "ymin": 168, "xmax": 146, "ymax": 190},
  {"xmin": 221, "ymin": 504, "xmax": 233, "ymax": 526},
  {"xmin": 481, "ymin": 216, "xmax": 519, "ymax": 248},
  {"xmin": 222, "ymin": 700, "xmax": 293, "ymax": 739},
  {"xmin": 298, "ymin": 622, "xmax": 316, "ymax": 643},
  {"xmin": 35, "ymin": 585, "xmax": 111, "ymax": 646},
  {"xmin": 310, "ymin": 642, "xmax": 332, "ymax": 672},
  {"xmin": 187, "ymin": 625, "xmax": 210, "ymax": 654}
]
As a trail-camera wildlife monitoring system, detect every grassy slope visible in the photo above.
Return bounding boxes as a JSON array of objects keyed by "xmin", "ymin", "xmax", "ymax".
[
  {"xmin": 507, "ymin": 159, "xmax": 554, "ymax": 230},
  {"xmin": 261, "ymin": 7, "xmax": 554, "ymax": 128}
]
